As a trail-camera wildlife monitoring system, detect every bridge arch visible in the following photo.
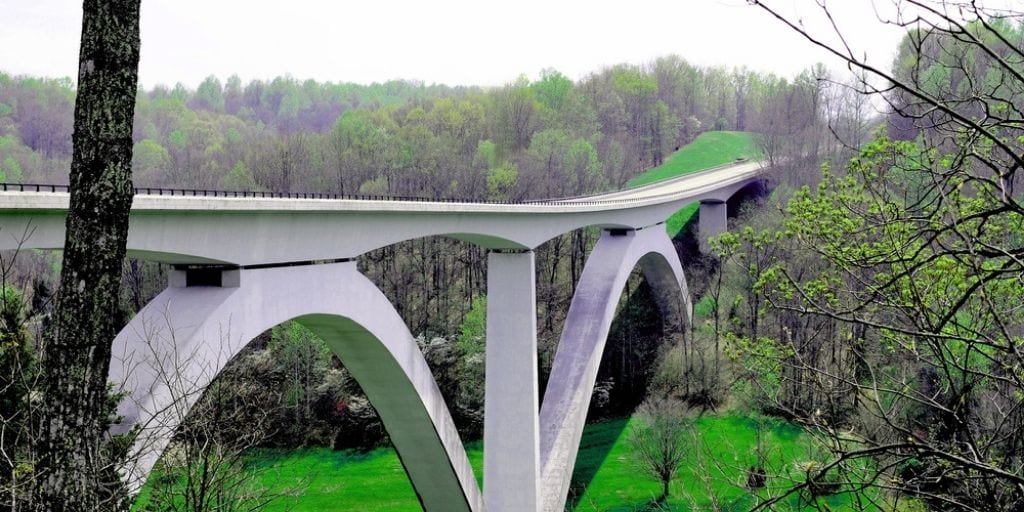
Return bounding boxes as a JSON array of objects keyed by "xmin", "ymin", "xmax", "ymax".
[
  {"xmin": 109, "ymin": 261, "xmax": 482, "ymax": 511},
  {"xmin": 537, "ymin": 227, "xmax": 691, "ymax": 511}
]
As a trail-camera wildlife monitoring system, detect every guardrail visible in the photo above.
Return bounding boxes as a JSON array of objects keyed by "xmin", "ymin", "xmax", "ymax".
[
  {"xmin": 0, "ymin": 161, "xmax": 765, "ymax": 209},
  {"xmin": 525, "ymin": 158, "xmax": 755, "ymax": 204},
  {"xmin": 0, "ymin": 182, "xmax": 518, "ymax": 204}
]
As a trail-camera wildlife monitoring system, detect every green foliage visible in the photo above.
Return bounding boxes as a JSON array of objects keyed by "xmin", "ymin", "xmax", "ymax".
[
  {"xmin": 485, "ymin": 164, "xmax": 518, "ymax": 201},
  {"xmin": 611, "ymin": 67, "xmax": 658, "ymax": 99},
  {"xmin": 693, "ymin": 295, "xmax": 717, "ymax": 318},
  {"xmin": 0, "ymin": 156, "xmax": 21, "ymax": 183},
  {"xmin": 531, "ymin": 68, "xmax": 573, "ymax": 112},
  {"xmin": 0, "ymin": 285, "xmax": 33, "ymax": 492},
  {"xmin": 751, "ymin": 126, "xmax": 1024, "ymax": 508},
  {"xmin": 193, "ymin": 75, "xmax": 225, "ymax": 112},
  {"xmin": 474, "ymin": 139, "xmax": 497, "ymax": 169},
  {"xmin": 358, "ymin": 175, "xmax": 388, "ymax": 195},
  {"xmin": 131, "ymin": 139, "xmax": 171, "ymax": 184},
  {"xmin": 220, "ymin": 160, "xmax": 259, "ymax": 191},
  {"xmin": 167, "ymin": 128, "xmax": 187, "ymax": 149},
  {"xmin": 725, "ymin": 333, "xmax": 792, "ymax": 411},
  {"xmin": 455, "ymin": 297, "xmax": 486, "ymax": 436},
  {"xmin": 269, "ymin": 322, "xmax": 330, "ymax": 412}
]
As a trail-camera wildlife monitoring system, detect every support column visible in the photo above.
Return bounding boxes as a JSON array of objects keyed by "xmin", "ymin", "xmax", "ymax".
[
  {"xmin": 484, "ymin": 249, "xmax": 540, "ymax": 512},
  {"xmin": 699, "ymin": 200, "xmax": 728, "ymax": 254}
]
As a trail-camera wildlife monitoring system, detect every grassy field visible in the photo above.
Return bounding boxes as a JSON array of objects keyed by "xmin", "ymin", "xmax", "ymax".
[
  {"xmin": 236, "ymin": 441, "xmax": 484, "ymax": 511},
  {"xmin": 569, "ymin": 416, "xmax": 863, "ymax": 511},
  {"xmin": 137, "ymin": 414, "xmax": 873, "ymax": 511},
  {"xmin": 625, "ymin": 131, "xmax": 760, "ymax": 238}
]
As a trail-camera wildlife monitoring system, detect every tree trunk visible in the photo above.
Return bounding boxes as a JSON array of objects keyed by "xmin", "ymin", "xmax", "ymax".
[{"xmin": 32, "ymin": 0, "xmax": 141, "ymax": 509}]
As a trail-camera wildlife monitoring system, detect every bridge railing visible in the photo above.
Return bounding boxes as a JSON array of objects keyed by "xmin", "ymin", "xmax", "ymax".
[
  {"xmin": 524, "ymin": 158, "xmax": 757, "ymax": 204},
  {"xmin": 0, "ymin": 161, "xmax": 765, "ymax": 208},
  {"xmin": 0, "ymin": 182, "xmax": 518, "ymax": 204}
]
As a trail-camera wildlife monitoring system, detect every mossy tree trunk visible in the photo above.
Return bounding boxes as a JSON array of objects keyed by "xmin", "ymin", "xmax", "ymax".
[{"xmin": 31, "ymin": 0, "xmax": 141, "ymax": 510}]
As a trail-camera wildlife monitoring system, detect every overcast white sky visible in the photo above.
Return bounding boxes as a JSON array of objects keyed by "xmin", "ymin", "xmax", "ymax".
[{"xmin": 0, "ymin": 0, "xmax": 996, "ymax": 88}]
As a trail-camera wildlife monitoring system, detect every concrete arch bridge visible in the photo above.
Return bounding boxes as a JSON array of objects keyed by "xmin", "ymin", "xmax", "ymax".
[{"xmin": 0, "ymin": 160, "xmax": 765, "ymax": 512}]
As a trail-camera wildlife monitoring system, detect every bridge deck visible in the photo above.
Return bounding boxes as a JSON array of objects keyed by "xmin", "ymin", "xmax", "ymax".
[
  {"xmin": 0, "ymin": 161, "xmax": 765, "ymax": 264},
  {"xmin": 0, "ymin": 161, "xmax": 762, "ymax": 213}
]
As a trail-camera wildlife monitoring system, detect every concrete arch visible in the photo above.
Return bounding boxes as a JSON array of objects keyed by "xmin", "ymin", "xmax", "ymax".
[
  {"xmin": 537, "ymin": 227, "xmax": 691, "ymax": 511},
  {"xmin": 108, "ymin": 261, "xmax": 481, "ymax": 511}
]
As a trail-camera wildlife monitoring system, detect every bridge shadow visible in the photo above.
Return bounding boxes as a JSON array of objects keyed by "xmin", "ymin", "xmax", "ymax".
[{"xmin": 564, "ymin": 416, "xmax": 630, "ymax": 508}]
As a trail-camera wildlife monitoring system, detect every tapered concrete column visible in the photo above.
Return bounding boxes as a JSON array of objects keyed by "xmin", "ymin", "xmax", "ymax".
[
  {"xmin": 699, "ymin": 200, "xmax": 728, "ymax": 254},
  {"xmin": 485, "ymin": 249, "xmax": 541, "ymax": 512}
]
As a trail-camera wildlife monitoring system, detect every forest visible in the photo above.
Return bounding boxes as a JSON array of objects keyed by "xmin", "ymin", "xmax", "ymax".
[{"xmin": 2, "ymin": 2, "xmax": 1024, "ymax": 511}]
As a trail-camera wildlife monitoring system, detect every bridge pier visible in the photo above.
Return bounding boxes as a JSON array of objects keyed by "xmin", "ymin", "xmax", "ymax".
[
  {"xmin": 484, "ymin": 249, "xmax": 541, "ymax": 512},
  {"xmin": 699, "ymin": 199, "xmax": 727, "ymax": 254}
]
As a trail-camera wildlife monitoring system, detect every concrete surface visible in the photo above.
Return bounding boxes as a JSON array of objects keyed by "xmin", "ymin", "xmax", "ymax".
[
  {"xmin": 108, "ymin": 262, "xmax": 482, "ymax": 511},
  {"xmin": 484, "ymin": 251, "xmax": 541, "ymax": 512},
  {"xmin": 0, "ymin": 161, "xmax": 763, "ymax": 264},
  {"xmin": 537, "ymin": 227, "xmax": 691, "ymax": 511}
]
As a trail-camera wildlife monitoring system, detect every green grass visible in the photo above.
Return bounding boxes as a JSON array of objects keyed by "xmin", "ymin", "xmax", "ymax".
[
  {"xmin": 572, "ymin": 416, "xmax": 821, "ymax": 511},
  {"xmin": 138, "ymin": 414, "xmax": 879, "ymax": 511},
  {"xmin": 625, "ymin": 131, "xmax": 760, "ymax": 238},
  {"xmin": 627, "ymin": 131, "xmax": 760, "ymax": 188},
  {"xmin": 238, "ymin": 441, "xmax": 484, "ymax": 511}
]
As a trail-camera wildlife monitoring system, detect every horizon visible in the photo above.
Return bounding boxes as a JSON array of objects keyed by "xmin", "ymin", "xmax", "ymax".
[{"xmin": 0, "ymin": 51, "xmax": 839, "ymax": 92}]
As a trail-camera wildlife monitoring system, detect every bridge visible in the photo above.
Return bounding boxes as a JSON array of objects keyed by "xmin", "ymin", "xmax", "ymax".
[{"xmin": 0, "ymin": 160, "xmax": 764, "ymax": 512}]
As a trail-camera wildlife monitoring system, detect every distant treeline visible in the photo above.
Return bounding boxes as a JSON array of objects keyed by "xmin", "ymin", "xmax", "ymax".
[{"xmin": 0, "ymin": 55, "xmax": 827, "ymax": 200}]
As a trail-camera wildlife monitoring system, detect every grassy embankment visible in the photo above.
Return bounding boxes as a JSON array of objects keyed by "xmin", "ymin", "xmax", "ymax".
[
  {"xmin": 625, "ymin": 131, "xmax": 760, "ymax": 238},
  {"xmin": 212, "ymin": 415, "xmax": 847, "ymax": 511}
]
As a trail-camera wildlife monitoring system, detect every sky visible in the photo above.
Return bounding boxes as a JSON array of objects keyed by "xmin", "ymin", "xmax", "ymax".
[{"xmin": 0, "ymin": 0, "xmax": 975, "ymax": 89}]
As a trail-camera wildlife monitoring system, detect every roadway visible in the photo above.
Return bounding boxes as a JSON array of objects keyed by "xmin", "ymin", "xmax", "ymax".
[{"xmin": 0, "ymin": 159, "xmax": 764, "ymax": 214}]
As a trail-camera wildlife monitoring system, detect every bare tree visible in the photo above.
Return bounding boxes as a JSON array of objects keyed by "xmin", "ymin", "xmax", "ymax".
[
  {"xmin": 0, "ymin": 236, "xmax": 47, "ymax": 512},
  {"xmin": 109, "ymin": 313, "xmax": 300, "ymax": 511},
  {"xmin": 137, "ymin": 377, "xmax": 285, "ymax": 512},
  {"xmin": 628, "ymin": 395, "xmax": 694, "ymax": 504}
]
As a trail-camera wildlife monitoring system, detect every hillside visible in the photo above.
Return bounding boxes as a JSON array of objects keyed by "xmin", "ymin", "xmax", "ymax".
[{"xmin": 626, "ymin": 131, "xmax": 760, "ymax": 237}]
